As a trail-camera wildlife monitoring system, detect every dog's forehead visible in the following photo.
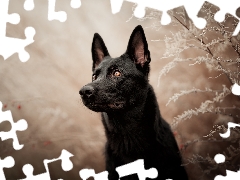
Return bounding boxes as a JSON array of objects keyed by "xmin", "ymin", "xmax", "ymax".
[{"xmin": 96, "ymin": 55, "xmax": 131, "ymax": 72}]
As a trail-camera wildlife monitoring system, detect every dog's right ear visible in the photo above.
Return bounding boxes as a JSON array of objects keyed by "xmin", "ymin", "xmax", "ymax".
[
  {"xmin": 126, "ymin": 25, "xmax": 151, "ymax": 75},
  {"xmin": 91, "ymin": 33, "xmax": 110, "ymax": 71}
]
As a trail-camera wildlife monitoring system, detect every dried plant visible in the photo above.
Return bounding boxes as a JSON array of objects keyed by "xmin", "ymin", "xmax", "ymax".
[{"xmin": 131, "ymin": 2, "xmax": 240, "ymax": 179}]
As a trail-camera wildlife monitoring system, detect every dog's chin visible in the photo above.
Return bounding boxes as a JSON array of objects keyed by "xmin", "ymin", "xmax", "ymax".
[{"xmin": 83, "ymin": 100, "xmax": 125, "ymax": 112}]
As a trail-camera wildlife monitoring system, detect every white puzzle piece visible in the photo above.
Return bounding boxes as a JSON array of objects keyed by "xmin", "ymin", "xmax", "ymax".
[
  {"xmin": 70, "ymin": 0, "xmax": 81, "ymax": 9},
  {"xmin": 20, "ymin": 149, "xmax": 74, "ymax": 180},
  {"xmin": 0, "ymin": 156, "xmax": 14, "ymax": 180},
  {"xmin": 0, "ymin": 102, "xmax": 28, "ymax": 150},
  {"xmin": 113, "ymin": 0, "xmax": 240, "ymax": 35},
  {"xmin": 0, "ymin": 0, "xmax": 35, "ymax": 62},
  {"xmin": 214, "ymin": 154, "xmax": 240, "ymax": 180},
  {"xmin": 48, "ymin": 0, "xmax": 67, "ymax": 22},
  {"xmin": 79, "ymin": 169, "xmax": 108, "ymax": 180},
  {"xmin": 24, "ymin": 0, "xmax": 35, "ymax": 11},
  {"xmin": 116, "ymin": 159, "xmax": 158, "ymax": 180},
  {"xmin": 0, "ymin": 1, "xmax": 239, "ymax": 180},
  {"xmin": 232, "ymin": 83, "xmax": 240, "ymax": 96},
  {"xmin": 219, "ymin": 122, "xmax": 240, "ymax": 138}
]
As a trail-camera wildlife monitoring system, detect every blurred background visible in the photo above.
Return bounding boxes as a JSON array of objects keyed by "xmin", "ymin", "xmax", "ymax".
[{"xmin": 0, "ymin": 0, "xmax": 239, "ymax": 179}]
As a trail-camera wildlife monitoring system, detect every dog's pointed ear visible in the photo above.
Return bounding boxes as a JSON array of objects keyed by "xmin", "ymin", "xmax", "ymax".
[
  {"xmin": 92, "ymin": 33, "xmax": 110, "ymax": 71},
  {"xmin": 126, "ymin": 25, "xmax": 151, "ymax": 70}
]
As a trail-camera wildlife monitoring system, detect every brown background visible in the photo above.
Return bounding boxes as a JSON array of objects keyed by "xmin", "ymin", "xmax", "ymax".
[{"xmin": 0, "ymin": 0, "xmax": 239, "ymax": 179}]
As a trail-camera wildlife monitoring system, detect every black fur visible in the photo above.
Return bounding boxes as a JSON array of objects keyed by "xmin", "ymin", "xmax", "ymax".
[{"xmin": 79, "ymin": 25, "xmax": 188, "ymax": 180}]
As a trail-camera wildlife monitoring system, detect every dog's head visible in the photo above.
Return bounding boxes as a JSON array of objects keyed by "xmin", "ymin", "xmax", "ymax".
[{"xmin": 80, "ymin": 25, "xmax": 151, "ymax": 112}]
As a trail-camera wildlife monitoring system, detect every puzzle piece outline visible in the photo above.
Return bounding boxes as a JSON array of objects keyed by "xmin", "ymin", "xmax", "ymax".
[
  {"xmin": 79, "ymin": 169, "xmax": 109, "ymax": 180},
  {"xmin": 0, "ymin": 0, "xmax": 36, "ymax": 62},
  {"xmin": 0, "ymin": 0, "xmax": 83, "ymax": 62},
  {"xmin": 113, "ymin": 0, "xmax": 240, "ymax": 35},
  {"xmin": 20, "ymin": 149, "xmax": 74, "ymax": 180},
  {"xmin": 116, "ymin": 159, "xmax": 158, "ymax": 180},
  {"xmin": 215, "ymin": 169, "xmax": 240, "ymax": 180},
  {"xmin": 219, "ymin": 122, "xmax": 240, "ymax": 138},
  {"xmin": 0, "ymin": 0, "xmax": 240, "ymax": 179},
  {"xmin": 232, "ymin": 83, "xmax": 240, "ymax": 95},
  {"xmin": 0, "ymin": 101, "xmax": 28, "ymax": 150},
  {"xmin": 80, "ymin": 159, "xmax": 158, "ymax": 180},
  {"xmin": 0, "ymin": 156, "xmax": 15, "ymax": 180},
  {"xmin": 24, "ymin": 0, "xmax": 82, "ymax": 21},
  {"xmin": 214, "ymin": 153, "xmax": 240, "ymax": 180},
  {"xmin": 113, "ymin": 0, "xmax": 240, "ymax": 96}
]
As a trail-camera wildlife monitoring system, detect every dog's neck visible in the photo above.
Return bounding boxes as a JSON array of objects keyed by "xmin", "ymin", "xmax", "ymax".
[
  {"xmin": 102, "ymin": 104, "xmax": 145, "ymax": 132},
  {"xmin": 101, "ymin": 85, "xmax": 160, "ymax": 136}
]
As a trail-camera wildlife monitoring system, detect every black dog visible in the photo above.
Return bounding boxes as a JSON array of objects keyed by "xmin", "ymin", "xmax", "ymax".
[{"xmin": 80, "ymin": 25, "xmax": 188, "ymax": 180}]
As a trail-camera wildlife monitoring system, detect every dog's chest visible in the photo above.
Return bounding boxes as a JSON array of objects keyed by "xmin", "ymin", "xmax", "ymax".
[
  {"xmin": 101, "ymin": 111, "xmax": 155, "ymax": 161},
  {"xmin": 106, "ymin": 125, "xmax": 150, "ymax": 158}
]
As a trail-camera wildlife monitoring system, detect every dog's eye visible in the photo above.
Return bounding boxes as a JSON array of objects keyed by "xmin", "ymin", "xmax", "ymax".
[
  {"xmin": 92, "ymin": 75, "xmax": 96, "ymax": 81},
  {"xmin": 114, "ymin": 70, "xmax": 121, "ymax": 77}
]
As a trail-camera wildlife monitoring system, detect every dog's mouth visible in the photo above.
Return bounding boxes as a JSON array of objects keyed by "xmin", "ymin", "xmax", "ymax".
[
  {"xmin": 82, "ymin": 100, "xmax": 125, "ymax": 111},
  {"xmin": 108, "ymin": 102, "xmax": 124, "ymax": 109}
]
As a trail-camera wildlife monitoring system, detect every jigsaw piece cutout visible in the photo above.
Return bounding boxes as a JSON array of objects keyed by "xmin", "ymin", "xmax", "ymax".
[
  {"xmin": 116, "ymin": 159, "xmax": 158, "ymax": 180},
  {"xmin": 48, "ymin": 0, "xmax": 81, "ymax": 22},
  {"xmin": 21, "ymin": 164, "xmax": 50, "ymax": 180},
  {"xmin": 198, "ymin": 2, "xmax": 239, "ymax": 35},
  {"xmin": 214, "ymin": 154, "xmax": 240, "ymax": 179},
  {"xmin": 24, "ymin": 0, "xmax": 35, "ymax": 11},
  {"xmin": 214, "ymin": 154, "xmax": 225, "ymax": 164},
  {"xmin": 112, "ymin": 0, "xmax": 206, "ymax": 27},
  {"xmin": 219, "ymin": 122, "xmax": 240, "ymax": 138},
  {"xmin": 79, "ymin": 169, "xmax": 108, "ymax": 180},
  {"xmin": 48, "ymin": 0, "xmax": 67, "ymax": 22},
  {"xmin": 232, "ymin": 83, "xmax": 240, "ymax": 95},
  {"xmin": 24, "ymin": 0, "xmax": 81, "ymax": 19},
  {"xmin": 215, "ymin": 169, "xmax": 240, "ymax": 180},
  {"xmin": 0, "ymin": 156, "xmax": 14, "ymax": 180},
  {"xmin": 114, "ymin": 0, "xmax": 240, "ymax": 33},
  {"xmin": 0, "ymin": 102, "xmax": 28, "ymax": 150},
  {"xmin": 206, "ymin": 0, "xmax": 240, "ymax": 36},
  {"xmin": 57, "ymin": 149, "xmax": 74, "ymax": 171},
  {"xmin": 0, "ymin": 0, "xmax": 35, "ymax": 62},
  {"xmin": 20, "ymin": 149, "xmax": 73, "ymax": 180},
  {"xmin": 79, "ymin": 159, "xmax": 158, "ymax": 180},
  {"xmin": 213, "ymin": 122, "xmax": 240, "ymax": 179},
  {"xmin": 70, "ymin": 0, "xmax": 81, "ymax": 9}
]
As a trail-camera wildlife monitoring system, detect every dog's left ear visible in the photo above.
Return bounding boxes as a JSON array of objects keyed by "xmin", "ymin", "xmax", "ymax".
[
  {"xmin": 92, "ymin": 33, "xmax": 110, "ymax": 71},
  {"xmin": 126, "ymin": 25, "xmax": 151, "ymax": 73}
]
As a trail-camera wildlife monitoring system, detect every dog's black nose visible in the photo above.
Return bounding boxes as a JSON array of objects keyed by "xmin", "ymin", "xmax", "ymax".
[{"xmin": 79, "ymin": 85, "xmax": 94, "ymax": 98}]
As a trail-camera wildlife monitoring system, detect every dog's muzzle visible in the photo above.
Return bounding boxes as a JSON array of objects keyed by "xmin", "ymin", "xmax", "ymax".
[
  {"xmin": 79, "ymin": 85, "xmax": 125, "ymax": 111},
  {"xmin": 79, "ymin": 85, "xmax": 94, "ymax": 99}
]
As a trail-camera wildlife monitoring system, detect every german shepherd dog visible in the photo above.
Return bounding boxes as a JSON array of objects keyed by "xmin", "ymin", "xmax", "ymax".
[{"xmin": 79, "ymin": 25, "xmax": 188, "ymax": 180}]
